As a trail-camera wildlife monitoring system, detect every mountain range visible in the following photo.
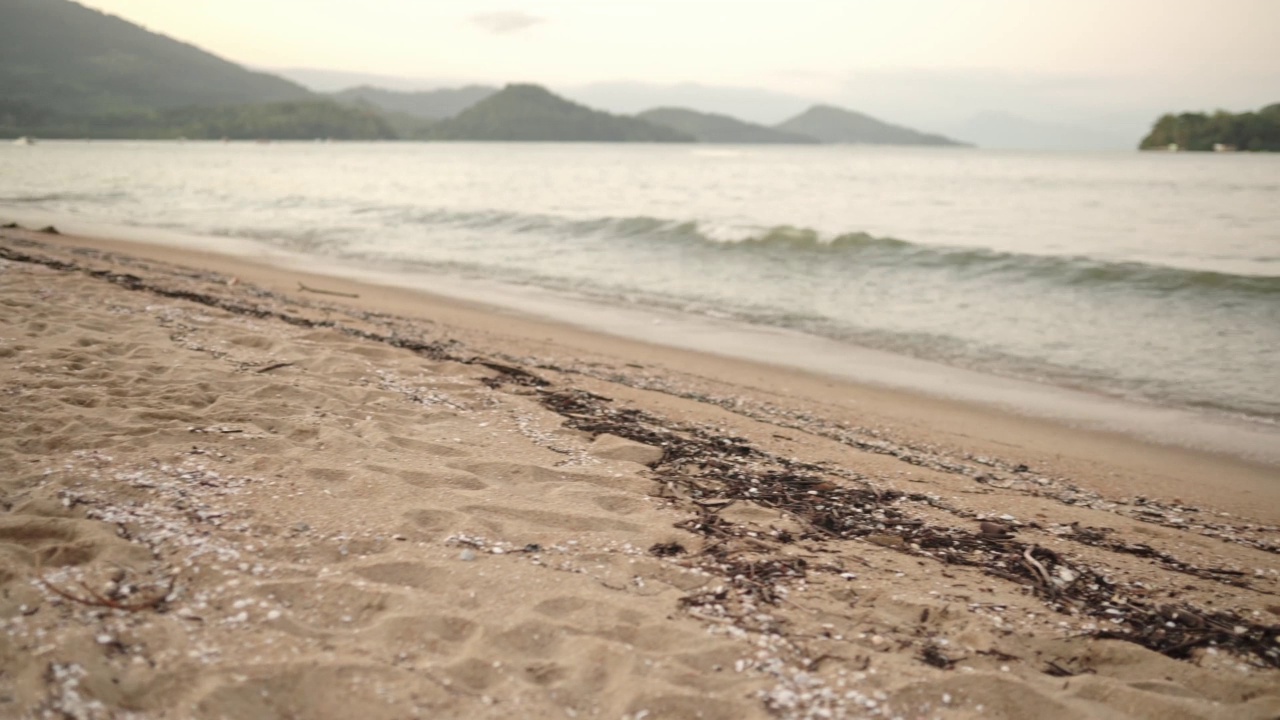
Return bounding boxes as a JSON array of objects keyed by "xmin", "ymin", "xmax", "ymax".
[
  {"xmin": 3, "ymin": 0, "xmax": 1170, "ymax": 149},
  {"xmin": 425, "ymin": 85, "xmax": 692, "ymax": 142},
  {"xmin": 776, "ymin": 105, "xmax": 964, "ymax": 146},
  {"xmin": 332, "ymin": 86, "xmax": 970, "ymax": 146}
]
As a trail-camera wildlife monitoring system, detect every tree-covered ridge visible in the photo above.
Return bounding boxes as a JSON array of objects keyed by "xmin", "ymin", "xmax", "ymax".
[
  {"xmin": 331, "ymin": 85, "xmax": 498, "ymax": 120},
  {"xmin": 1, "ymin": 101, "xmax": 396, "ymax": 140},
  {"xmin": 427, "ymin": 85, "xmax": 694, "ymax": 142},
  {"xmin": 637, "ymin": 107, "xmax": 818, "ymax": 144},
  {"xmin": 1139, "ymin": 104, "xmax": 1280, "ymax": 151},
  {"xmin": 775, "ymin": 105, "xmax": 967, "ymax": 146},
  {"xmin": 0, "ymin": 0, "xmax": 312, "ymax": 116}
]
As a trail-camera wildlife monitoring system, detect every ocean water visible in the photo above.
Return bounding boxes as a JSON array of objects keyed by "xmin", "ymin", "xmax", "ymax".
[{"xmin": 2, "ymin": 140, "xmax": 1278, "ymax": 432}]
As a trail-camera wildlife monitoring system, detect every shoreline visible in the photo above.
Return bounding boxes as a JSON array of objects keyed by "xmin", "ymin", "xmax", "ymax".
[
  {"xmin": 6, "ymin": 222, "xmax": 1279, "ymax": 506},
  {"xmin": 3, "ymin": 186, "xmax": 1277, "ymax": 467},
  {"xmin": 6, "ymin": 208, "xmax": 1278, "ymax": 429},
  {"xmin": 2, "ymin": 227, "xmax": 1277, "ymax": 718}
]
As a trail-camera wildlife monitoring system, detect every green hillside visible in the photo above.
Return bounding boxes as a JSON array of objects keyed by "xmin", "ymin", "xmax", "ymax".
[
  {"xmin": 637, "ymin": 107, "xmax": 817, "ymax": 144},
  {"xmin": 776, "ymin": 105, "xmax": 966, "ymax": 146},
  {"xmin": 1139, "ymin": 104, "xmax": 1280, "ymax": 151},
  {"xmin": 2, "ymin": 100, "xmax": 396, "ymax": 140},
  {"xmin": 0, "ymin": 0, "xmax": 405, "ymax": 139},
  {"xmin": 0, "ymin": 0, "xmax": 312, "ymax": 117},
  {"xmin": 331, "ymin": 85, "xmax": 497, "ymax": 120},
  {"xmin": 428, "ymin": 84, "xmax": 694, "ymax": 142}
]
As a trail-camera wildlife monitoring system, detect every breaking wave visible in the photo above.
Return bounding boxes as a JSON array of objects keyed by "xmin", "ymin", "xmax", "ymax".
[{"xmin": 367, "ymin": 206, "xmax": 1280, "ymax": 298}]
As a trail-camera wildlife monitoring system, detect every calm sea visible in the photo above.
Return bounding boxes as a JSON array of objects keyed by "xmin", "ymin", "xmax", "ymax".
[{"xmin": 2, "ymin": 141, "xmax": 1277, "ymax": 446}]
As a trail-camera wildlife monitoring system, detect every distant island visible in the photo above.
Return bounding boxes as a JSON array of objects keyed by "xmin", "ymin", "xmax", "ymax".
[
  {"xmin": 1139, "ymin": 104, "xmax": 1280, "ymax": 151},
  {"xmin": 775, "ymin": 105, "xmax": 968, "ymax": 146},
  {"xmin": 424, "ymin": 85, "xmax": 691, "ymax": 142},
  {"xmin": 1, "ymin": 0, "xmax": 968, "ymax": 146},
  {"xmin": 637, "ymin": 108, "xmax": 818, "ymax": 144}
]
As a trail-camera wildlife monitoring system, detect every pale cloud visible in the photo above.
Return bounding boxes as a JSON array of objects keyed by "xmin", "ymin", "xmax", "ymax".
[{"xmin": 470, "ymin": 10, "xmax": 543, "ymax": 35}]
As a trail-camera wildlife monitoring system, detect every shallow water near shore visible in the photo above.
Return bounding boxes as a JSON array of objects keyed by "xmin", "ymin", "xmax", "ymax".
[{"xmin": 2, "ymin": 140, "xmax": 1277, "ymax": 433}]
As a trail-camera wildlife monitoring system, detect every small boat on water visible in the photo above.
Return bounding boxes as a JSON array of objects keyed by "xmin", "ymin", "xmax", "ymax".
[{"xmin": 13, "ymin": 136, "xmax": 36, "ymax": 146}]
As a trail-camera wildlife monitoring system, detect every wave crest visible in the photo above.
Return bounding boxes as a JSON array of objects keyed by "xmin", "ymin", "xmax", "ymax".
[{"xmin": 379, "ymin": 206, "xmax": 1279, "ymax": 297}]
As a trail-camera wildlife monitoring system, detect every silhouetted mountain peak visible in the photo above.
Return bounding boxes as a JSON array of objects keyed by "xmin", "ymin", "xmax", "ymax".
[
  {"xmin": 427, "ymin": 84, "xmax": 693, "ymax": 142},
  {"xmin": 776, "ymin": 104, "xmax": 966, "ymax": 146}
]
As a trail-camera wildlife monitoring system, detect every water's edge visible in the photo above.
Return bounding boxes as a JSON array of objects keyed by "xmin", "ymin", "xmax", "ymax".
[
  {"xmin": 11, "ymin": 211, "xmax": 1280, "ymax": 467},
  {"xmin": 5, "ymin": 142, "xmax": 1277, "ymax": 427}
]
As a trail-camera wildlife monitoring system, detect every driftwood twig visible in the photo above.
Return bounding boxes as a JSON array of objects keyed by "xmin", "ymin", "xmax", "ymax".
[
  {"xmin": 297, "ymin": 282, "xmax": 358, "ymax": 298},
  {"xmin": 36, "ymin": 562, "xmax": 176, "ymax": 612}
]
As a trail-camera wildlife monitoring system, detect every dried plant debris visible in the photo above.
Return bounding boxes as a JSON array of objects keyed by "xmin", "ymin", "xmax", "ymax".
[
  {"xmin": 526, "ymin": 353, "xmax": 1280, "ymax": 556},
  {"xmin": 534, "ymin": 388, "xmax": 1280, "ymax": 669}
]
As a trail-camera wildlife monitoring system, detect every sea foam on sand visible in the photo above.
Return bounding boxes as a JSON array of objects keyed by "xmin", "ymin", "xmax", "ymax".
[{"xmin": 1, "ymin": 229, "xmax": 1277, "ymax": 720}]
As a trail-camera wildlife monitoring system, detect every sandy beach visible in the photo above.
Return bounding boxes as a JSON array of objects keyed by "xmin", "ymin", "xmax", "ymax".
[{"xmin": 1, "ymin": 226, "xmax": 1277, "ymax": 719}]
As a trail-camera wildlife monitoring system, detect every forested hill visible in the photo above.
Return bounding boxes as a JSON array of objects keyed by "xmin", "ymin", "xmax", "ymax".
[
  {"xmin": 637, "ymin": 108, "xmax": 818, "ymax": 144},
  {"xmin": 18, "ymin": 101, "xmax": 397, "ymax": 140},
  {"xmin": 0, "ymin": 0, "xmax": 312, "ymax": 117},
  {"xmin": 776, "ymin": 105, "xmax": 966, "ymax": 146},
  {"xmin": 331, "ymin": 86, "xmax": 497, "ymax": 120},
  {"xmin": 1139, "ymin": 104, "xmax": 1280, "ymax": 151},
  {"xmin": 427, "ymin": 85, "xmax": 693, "ymax": 142}
]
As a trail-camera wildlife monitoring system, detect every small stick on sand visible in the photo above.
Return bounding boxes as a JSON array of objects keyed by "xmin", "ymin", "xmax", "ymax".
[
  {"xmin": 36, "ymin": 562, "xmax": 176, "ymax": 612},
  {"xmin": 1022, "ymin": 546, "xmax": 1053, "ymax": 588},
  {"xmin": 297, "ymin": 282, "xmax": 358, "ymax": 298},
  {"xmin": 255, "ymin": 362, "xmax": 295, "ymax": 373}
]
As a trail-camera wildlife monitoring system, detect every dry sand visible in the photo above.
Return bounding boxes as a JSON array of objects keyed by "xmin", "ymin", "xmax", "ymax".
[{"xmin": 1, "ymin": 227, "xmax": 1277, "ymax": 719}]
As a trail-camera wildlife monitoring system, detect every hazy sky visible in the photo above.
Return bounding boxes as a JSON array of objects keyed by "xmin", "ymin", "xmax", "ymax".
[{"xmin": 79, "ymin": 0, "xmax": 1279, "ymax": 134}]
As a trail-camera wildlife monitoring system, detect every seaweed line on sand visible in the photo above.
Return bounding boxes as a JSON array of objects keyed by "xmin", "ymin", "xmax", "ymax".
[{"xmin": 527, "ymin": 385, "xmax": 1280, "ymax": 670}]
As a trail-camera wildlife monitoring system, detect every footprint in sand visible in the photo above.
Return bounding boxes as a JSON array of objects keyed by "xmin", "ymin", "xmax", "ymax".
[
  {"xmin": 253, "ymin": 580, "xmax": 394, "ymax": 631},
  {"xmin": 351, "ymin": 562, "xmax": 452, "ymax": 590},
  {"xmin": 589, "ymin": 494, "xmax": 646, "ymax": 515},
  {"xmin": 304, "ymin": 467, "xmax": 351, "ymax": 483},
  {"xmin": 193, "ymin": 664, "xmax": 434, "ymax": 720},
  {"xmin": 362, "ymin": 614, "xmax": 480, "ymax": 658},
  {"xmin": 444, "ymin": 657, "xmax": 504, "ymax": 692},
  {"xmin": 452, "ymin": 460, "xmax": 651, "ymax": 494},
  {"xmin": 399, "ymin": 509, "xmax": 468, "ymax": 539},
  {"xmin": 395, "ymin": 468, "xmax": 488, "ymax": 491},
  {"xmin": 380, "ymin": 435, "xmax": 470, "ymax": 457},
  {"xmin": 488, "ymin": 619, "xmax": 568, "ymax": 657},
  {"xmin": 0, "ymin": 516, "xmax": 150, "ymax": 568},
  {"xmin": 460, "ymin": 504, "xmax": 642, "ymax": 534}
]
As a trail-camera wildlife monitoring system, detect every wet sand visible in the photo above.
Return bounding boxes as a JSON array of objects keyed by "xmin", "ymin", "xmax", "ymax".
[{"xmin": 1, "ymin": 227, "xmax": 1277, "ymax": 719}]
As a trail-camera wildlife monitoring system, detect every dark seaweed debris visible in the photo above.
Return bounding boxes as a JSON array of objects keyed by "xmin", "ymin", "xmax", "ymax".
[
  {"xmin": 0, "ymin": 244, "xmax": 460, "ymax": 361},
  {"xmin": 534, "ymin": 388, "xmax": 1280, "ymax": 669},
  {"xmin": 648, "ymin": 542, "xmax": 687, "ymax": 557},
  {"xmin": 1057, "ymin": 523, "xmax": 1251, "ymax": 586},
  {"xmin": 534, "ymin": 351, "xmax": 1280, "ymax": 557}
]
